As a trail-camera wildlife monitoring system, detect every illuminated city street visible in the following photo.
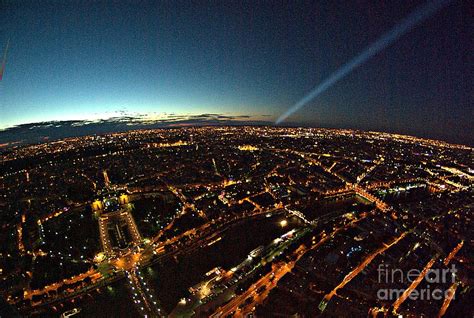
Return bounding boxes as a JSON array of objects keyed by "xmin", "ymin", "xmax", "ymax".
[
  {"xmin": 0, "ymin": 126, "xmax": 471, "ymax": 317},
  {"xmin": 0, "ymin": 1, "xmax": 471, "ymax": 316}
]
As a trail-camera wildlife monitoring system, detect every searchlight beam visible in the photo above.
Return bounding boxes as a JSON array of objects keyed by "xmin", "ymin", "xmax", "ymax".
[{"xmin": 275, "ymin": 0, "xmax": 453, "ymax": 124}]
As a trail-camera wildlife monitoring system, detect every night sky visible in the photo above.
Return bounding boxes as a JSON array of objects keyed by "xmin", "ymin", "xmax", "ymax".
[{"xmin": 0, "ymin": 1, "xmax": 471, "ymax": 144}]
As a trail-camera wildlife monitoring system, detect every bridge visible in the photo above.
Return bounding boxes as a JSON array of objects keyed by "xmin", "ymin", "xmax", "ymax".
[{"xmin": 125, "ymin": 269, "xmax": 163, "ymax": 317}]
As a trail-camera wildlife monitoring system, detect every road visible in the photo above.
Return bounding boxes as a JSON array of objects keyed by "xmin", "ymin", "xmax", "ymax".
[
  {"xmin": 321, "ymin": 232, "xmax": 407, "ymax": 308},
  {"xmin": 22, "ymin": 208, "xmax": 286, "ymax": 313},
  {"xmin": 437, "ymin": 282, "xmax": 458, "ymax": 318},
  {"xmin": 391, "ymin": 256, "xmax": 438, "ymax": 314},
  {"xmin": 443, "ymin": 240, "xmax": 463, "ymax": 266},
  {"xmin": 211, "ymin": 251, "xmax": 304, "ymax": 318},
  {"xmin": 212, "ymin": 211, "xmax": 371, "ymax": 317},
  {"xmin": 126, "ymin": 269, "xmax": 163, "ymax": 316}
]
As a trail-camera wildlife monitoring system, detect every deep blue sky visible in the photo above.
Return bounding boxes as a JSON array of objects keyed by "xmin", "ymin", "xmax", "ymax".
[{"xmin": 0, "ymin": 1, "xmax": 471, "ymax": 144}]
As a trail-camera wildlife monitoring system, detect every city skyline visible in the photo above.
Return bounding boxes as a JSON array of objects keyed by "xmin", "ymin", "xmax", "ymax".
[
  {"xmin": 0, "ymin": 0, "xmax": 472, "ymax": 145},
  {"xmin": 0, "ymin": 2, "xmax": 472, "ymax": 317},
  {"xmin": 1, "ymin": 126, "xmax": 472, "ymax": 317}
]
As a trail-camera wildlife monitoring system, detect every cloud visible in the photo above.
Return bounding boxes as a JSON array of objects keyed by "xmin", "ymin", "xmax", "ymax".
[{"xmin": 0, "ymin": 112, "xmax": 272, "ymax": 147}]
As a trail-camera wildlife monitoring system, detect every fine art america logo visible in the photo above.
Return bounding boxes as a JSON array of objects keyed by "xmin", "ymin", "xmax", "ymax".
[{"xmin": 377, "ymin": 263, "xmax": 457, "ymax": 301}]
